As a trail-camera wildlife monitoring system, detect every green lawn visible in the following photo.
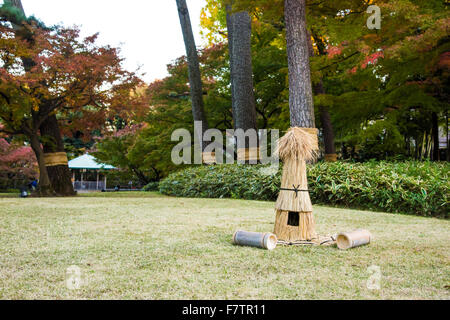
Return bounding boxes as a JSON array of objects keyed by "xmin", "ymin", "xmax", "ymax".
[{"xmin": 0, "ymin": 192, "xmax": 448, "ymax": 300}]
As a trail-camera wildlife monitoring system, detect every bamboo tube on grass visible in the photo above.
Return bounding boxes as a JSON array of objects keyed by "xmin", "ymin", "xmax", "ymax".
[
  {"xmin": 337, "ymin": 229, "xmax": 372, "ymax": 250},
  {"xmin": 233, "ymin": 231, "xmax": 277, "ymax": 250}
]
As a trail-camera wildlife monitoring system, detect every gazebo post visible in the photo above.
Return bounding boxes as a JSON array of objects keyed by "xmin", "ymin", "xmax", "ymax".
[
  {"xmin": 104, "ymin": 175, "xmax": 107, "ymax": 191},
  {"xmin": 96, "ymin": 171, "xmax": 99, "ymax": 190}
]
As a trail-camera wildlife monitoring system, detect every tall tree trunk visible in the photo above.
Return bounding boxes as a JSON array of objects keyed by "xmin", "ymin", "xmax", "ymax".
[
  {"xmin": 229, "ymin": 10, "xmax": 257, "ymax": 133},
  {"xmin": 431, "ymin": 112, "xmax": 439, "ymax": 161},
  {"xmin": 40, "ymin": 114, "xmax": 76, "ymax": 196},
  {"xmin": 175, "ymin": 0, "xmax": 209, "ymax": 151},
  {"xmin": 226, "ymin": 4, "xmax": 258, "ymax": 162},
  {"xmin": 226, "ymin": 5, "xmax": 237, "ymax": 128},
  {"xmin": 285, "ymin": 0, "xmax": 315, "ymax": 128}
]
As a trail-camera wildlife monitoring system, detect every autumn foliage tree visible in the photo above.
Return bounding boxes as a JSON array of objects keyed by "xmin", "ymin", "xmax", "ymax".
[
  {"xmin": 0, "ymin": 15, "xmax": 143, "ymax": 196},
  {"xmin": 0, "ymin": 137, "xmax": 37, "ymax": 189}
]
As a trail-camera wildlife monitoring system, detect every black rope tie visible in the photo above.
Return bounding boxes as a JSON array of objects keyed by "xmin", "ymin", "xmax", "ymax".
[{"xmin": 280, "ymin": 185, "xmax": 309, "ymax": 198}]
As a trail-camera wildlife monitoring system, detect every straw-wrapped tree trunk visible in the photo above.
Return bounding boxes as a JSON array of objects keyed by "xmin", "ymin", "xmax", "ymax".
[
  {"xmin": 226, "ymin": 4, "xmax": 258, "ymax": 163},
  {"xmin": 40, "ymin": 114, "xmax": 76, "ymax": 196},
  {"xmin": 273, "ymin": 0, "xmax": 318, "ymax": 242},
  {"xmin": 175, "ymin": 0, "xmax": 210, "ymax": 161}
]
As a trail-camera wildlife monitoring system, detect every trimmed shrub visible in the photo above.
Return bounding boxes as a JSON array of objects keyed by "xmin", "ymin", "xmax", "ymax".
[
  {"xmin": 159, "ymin": 161, "xmax": 449, "ymax": 218},
  {"xmin": 143, "ymin": 181, "xmax": 159, "ymax": 192}
]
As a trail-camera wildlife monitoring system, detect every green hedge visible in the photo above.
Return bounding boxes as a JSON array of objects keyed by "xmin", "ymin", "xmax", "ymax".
[
  {"xmin": 143, "ymin": 181, "xmax": 159, "ymax": 191},
  {"xmin": 159, "ymin": 161, "xmax": 449, "ymax": 218}
]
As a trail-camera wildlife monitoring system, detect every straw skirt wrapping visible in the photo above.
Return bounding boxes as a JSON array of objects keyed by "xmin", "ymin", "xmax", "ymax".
[{"xmin": 275, "ymin": 159, "xmax": 312, "ymax": 212}]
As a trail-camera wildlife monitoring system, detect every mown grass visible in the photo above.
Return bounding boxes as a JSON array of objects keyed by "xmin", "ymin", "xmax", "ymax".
[{"xmin": 0, "ymin": 192, "xmax": 448, "ymax": 299}]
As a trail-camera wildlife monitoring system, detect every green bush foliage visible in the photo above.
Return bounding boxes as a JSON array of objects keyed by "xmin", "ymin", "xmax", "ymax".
[
  {"xmin": 159, "ymin": 161, "xmax": 449, "ymax": 218},
  {"xmin": 143, "ymin": 181, "xmax": 159, "ymax": 192}
]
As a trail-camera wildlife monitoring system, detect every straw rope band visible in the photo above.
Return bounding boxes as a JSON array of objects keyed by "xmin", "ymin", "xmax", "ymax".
[
  {"xmin": 44, "ymin": 152, "xmax": 68, "ymax": 167},
  {"xmin": 279, "ymin": 185, "xmax": 309, "ymax": 198}
]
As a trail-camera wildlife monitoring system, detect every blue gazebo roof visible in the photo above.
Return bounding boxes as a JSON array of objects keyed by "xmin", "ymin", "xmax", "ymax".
[{"xmin": 68, "ymin": 154, "xmax": 115, "ymax": 170}]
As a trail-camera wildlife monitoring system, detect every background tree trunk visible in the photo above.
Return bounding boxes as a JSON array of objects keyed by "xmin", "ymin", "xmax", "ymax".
[
  {"xmin": 285, "ymin": 0, "xmax": 315, "ymax": 128},
  {"xmin": 229, "ymin": 10, "xmax": 257, "ymax": 133},
  {"xmin": 309, "ymin": 31, "xmax": 337, "ymax": 160},
  {"xmin": 226, "ymin": 4, "xmax": 237, "ymax": 127},
  {"xmin": 226, "ymin": 5, "xmax": 258, "ymax": 162},
  {"xmin": 314, "ymin": 82, "xmax": 337, "ymax": 159},
  {"xmin": 176, "ymin": 0, "xmax": 209, "ymax": 151},
  {"xmin": 40, "ymin": 114, "xmax": 76, "ymax": 196}
]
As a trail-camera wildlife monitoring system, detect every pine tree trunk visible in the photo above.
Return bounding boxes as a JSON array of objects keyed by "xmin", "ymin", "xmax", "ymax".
[
  {"xmin": 176, "ymin": 0, "xmax": 209, "ymax": 151},
  {"xmin": 226, "ymin": 5, "xmax": 258, "ymax": 161},
  {"xmin": 229, "ymin": 10, "xmax": 257, "ymax": 133},
  {"xmin": 285, "ymin": 0, "xmax": 315, "ymax": 128},
  {"xmin": 226, "ymin": 5, "xmax": 237, "ymax": 127},
  {"xmin": 40, "ymin": 114, "xmax": 76, "ymax": 196}
]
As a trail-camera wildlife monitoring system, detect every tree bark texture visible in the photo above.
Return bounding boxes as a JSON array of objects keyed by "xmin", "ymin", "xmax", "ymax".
[
  {"xmin": 285, "ymin": 0, "xmax": 315, "ymax": 128},
  {"xmin": 40, "ymin": 114, "xmax": 76, "ymax": 196},
  {"xmin": 229, "ymin": 10, "xmax": 257, "ymax": 133},
  {"xmin": 176, "ymin": 0, "xmax": 209, "ymax": 150},
  {"xmin": 225, "ymin": 5, "xmax": 237, "ymax": 127}
]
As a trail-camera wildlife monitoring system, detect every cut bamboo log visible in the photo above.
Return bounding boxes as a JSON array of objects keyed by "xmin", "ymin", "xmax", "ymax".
[
  {"xmin": 336, "ymin": 229, "xmax": 372, "ymax": 250},
  {"xmin": 233, "ymin": 230, "xmax": 277, "ymax": 250}
]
